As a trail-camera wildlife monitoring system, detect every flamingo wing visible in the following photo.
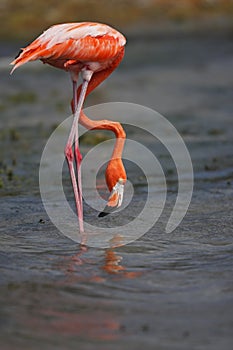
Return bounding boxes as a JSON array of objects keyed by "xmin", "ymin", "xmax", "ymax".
[{"xmin": 10, "ymin": 22, "xmax": 126, "ymax": 73}]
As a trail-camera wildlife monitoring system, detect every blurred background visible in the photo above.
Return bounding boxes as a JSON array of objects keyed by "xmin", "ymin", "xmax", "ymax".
[
  {"xmin": 0, "ymin": 0, "xmax": 233, "ymax": 41},
  {"xmin": 1, "ymin": 2, "xmax": 233, "ymax": 350}
]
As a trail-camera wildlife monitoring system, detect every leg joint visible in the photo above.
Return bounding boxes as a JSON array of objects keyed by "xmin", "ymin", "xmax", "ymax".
[{"xmin": 65, "ymin": 145, "xmax": 74, "ymax": 162}]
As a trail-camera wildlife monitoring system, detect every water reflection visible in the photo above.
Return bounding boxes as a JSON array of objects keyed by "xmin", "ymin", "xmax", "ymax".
[
  {"xmin": 34, "ymin": 309, "xmax": 121, "ymax": 341},
  {"xmin": 63, "ymin": 234, "xmax": 142, "ymax": 280},
  {"xmin": 102, "ymin": 235, "xmax": 142, "ymax": 278},
  {"xmin": 40, "ymin": 236, "xmax": 142, "ymax": 342}
]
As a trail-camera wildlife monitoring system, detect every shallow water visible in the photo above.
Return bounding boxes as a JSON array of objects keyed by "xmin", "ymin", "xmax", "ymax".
[{"xmin": 0, "ymin": 30, "xmax": 233, "ymax": 349}]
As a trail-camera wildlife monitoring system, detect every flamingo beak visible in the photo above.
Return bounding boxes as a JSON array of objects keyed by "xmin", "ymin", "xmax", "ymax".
[{"xmin": 98, "ymin": 178, "xmax": 125, "ymax": 217}]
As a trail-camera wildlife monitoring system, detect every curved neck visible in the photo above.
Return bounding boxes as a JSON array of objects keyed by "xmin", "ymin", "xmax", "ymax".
[{"xmin": 80, "ymin": 110, "xmax": 126, "ymax": 160}]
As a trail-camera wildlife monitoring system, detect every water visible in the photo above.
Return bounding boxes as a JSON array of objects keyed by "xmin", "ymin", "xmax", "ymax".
[{"xmin": 0, "ymin": 29, "xmax": 233, "ymax": 349}]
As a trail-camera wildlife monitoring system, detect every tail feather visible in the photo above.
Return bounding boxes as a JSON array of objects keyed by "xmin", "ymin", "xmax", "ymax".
[{"xmin": 10, "ymin": 41, "xmax": 47, "ymax": 74}]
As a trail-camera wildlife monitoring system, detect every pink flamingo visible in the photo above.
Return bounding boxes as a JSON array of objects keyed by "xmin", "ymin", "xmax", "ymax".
[{"xmin": 11, "ymin": 22, "xmax": 127, "ymax": 233}]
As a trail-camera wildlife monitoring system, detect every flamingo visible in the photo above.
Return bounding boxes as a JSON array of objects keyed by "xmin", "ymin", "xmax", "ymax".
[{"xmin": 10, "ymin": 22, "xmax": 127, "ymax": 233}]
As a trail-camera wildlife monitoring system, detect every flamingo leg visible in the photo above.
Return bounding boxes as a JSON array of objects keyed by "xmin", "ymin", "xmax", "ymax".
[
  {"xmin": 72, "ymin": 80, "xmax": 83, "ymax": 217},
  {"xmin": 65, "ymin": 70, "xmax": 93, "ymax": 233}
]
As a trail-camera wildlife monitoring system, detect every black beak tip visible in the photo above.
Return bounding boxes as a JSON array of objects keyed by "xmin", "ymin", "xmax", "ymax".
[
  {"xmin": 98, "ymin": 211, "xmax": 110, "ymax": 218},
  {"xmin": 98, "ymin": 204, "xmax": 116, "ymax": 217}
]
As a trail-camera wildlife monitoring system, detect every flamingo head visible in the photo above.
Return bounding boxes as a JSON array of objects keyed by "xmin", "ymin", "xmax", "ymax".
[{"xmin": 99, "ymin": 158, "xmax": 126, "ymax": 217}]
